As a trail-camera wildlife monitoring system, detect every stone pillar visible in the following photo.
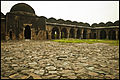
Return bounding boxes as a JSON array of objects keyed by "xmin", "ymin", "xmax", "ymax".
[
  {"xmin": 48, "ymin": 31, "xmax": 52, "ymax": 40},
  {"xmin": 87, "ymin": 29, "xmax": 91, "ymax": 39},
  {"xmin": 96, "ymin": 30, "xmax": 100, "ymax": 39},
  {"xmin": 31, "ymin": 28, "xmax": 33, "ymax": 40},
  {"xmin": 67, "ymin": 29, "xmax": 70, "ymax": 38},
  {"xmin": 74, "ymin": 28, "xmax": 77, "ymax": 39},
  {"xmin": 116, "ymin": 30, "xmax": 118, "ymax": 40},
  {"xmin": 106, "ymin": 30, "xmax": 109, "ymax": 40},
  {"xmin": 59, "ymin": 31, "xmax": 61, "ymax": 39}
]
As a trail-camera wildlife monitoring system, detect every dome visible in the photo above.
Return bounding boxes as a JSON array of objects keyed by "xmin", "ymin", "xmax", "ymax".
[{"xmin": 10, "ymin": 3, "xmax": 35, "ymax": 14}]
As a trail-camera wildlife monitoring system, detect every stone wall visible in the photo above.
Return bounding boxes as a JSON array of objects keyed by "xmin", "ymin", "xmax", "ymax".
[
  {"xmin": 1, "ymin": 19, "xmax": 6, "ymax": 40},
  {"xmin": 46, "ymin": 24, "xmax": 119, "ymax": 40},
  {"xmin": 1, "ymin": 12, "xmax": 119, "ymax": 41}
]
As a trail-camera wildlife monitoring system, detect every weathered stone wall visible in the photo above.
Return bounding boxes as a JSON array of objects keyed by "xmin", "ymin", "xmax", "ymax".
[
  {"xmin": 5, "ymin": 12, "xmax": 46, "ymax": 40},
  {"xmin": 1, "ymin": 19, "xmax": 6, "ymax": 40},
  {"xmin": 46, "ymin": 23, "xmax": 119, "ymax": 40},
  {"xmin": 1, "ymin": 12, "xmax": 119, "ymax": 41},
  {"xmin": 37, "ymin": 30, "xmax": 46, "ymax": 40}
]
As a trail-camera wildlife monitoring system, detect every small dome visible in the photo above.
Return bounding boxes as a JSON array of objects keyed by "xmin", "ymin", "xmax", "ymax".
[{"xmin": 10, "ymin": 3, "xmax": 35, "ymax": 14}]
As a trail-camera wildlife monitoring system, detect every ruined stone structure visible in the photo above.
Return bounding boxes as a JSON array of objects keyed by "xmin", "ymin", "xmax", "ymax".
[{"xmin": 1, "ymin": 3, "xmax": 119, "ymax": 40}]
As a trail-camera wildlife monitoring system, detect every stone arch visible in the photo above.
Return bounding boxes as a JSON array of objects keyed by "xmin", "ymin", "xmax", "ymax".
[
  {"xmin": 108, "ymin": 30, "xmax": 116, "ymax": 40},
  {"xmin": 77, "ymin": 29, "xmax": 81, "ymax": 39},
  {"xmin": 24, "ymin": 25, "xmax": 31, "ymax": 39},
  {"xmin": 61, "ymin": 28, "xmax": 67, "ymax": 38},
  {"xmin": 51, "ymin": 27, "xmax": 60, "ymax": 39},
  {"xmin": 69, "ymin": 28, "xmax": 75, "ymax": 38},
  {"xmin": 100, "ymin": 30, "xmax": 106, "ymax": 39},
  {"xmin": 9, "ymin": 30, "xmax": 13, "ymax": 40},
  {"xmin": 83, "ymin": 29, "xmax": 87, "ymax": 39}
]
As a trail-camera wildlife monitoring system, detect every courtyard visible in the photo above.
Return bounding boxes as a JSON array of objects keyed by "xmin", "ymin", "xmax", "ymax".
[{"xmin": 1, "ymin": 39, "xmax": 119, "ymax": 79}]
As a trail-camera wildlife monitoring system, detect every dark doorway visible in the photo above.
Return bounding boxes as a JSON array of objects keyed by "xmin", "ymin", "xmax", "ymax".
[
  {"xmin": 61, "ymin": 28, "xmax": 67, "ymax": 38},
  {"xmin": 77, "ymin": 29, "xmax": 81, "ymax": 39},
  {"xmin": 9, "ymin": 31, "xmax": 12, "ymax": 40},
  {"xmin": 24, "ymin": 25, "xmax": 31, "ymax": 39},
  {"xmin": 93, "ymin": 33, "xmax": 96, "ymax": 39},
  {"xmin": 51, "ymin": 27, "xmax": 59, "ymax": 39},
  {"xmin": 100, "ymin": 30, "xmax": 106, "ymax": 39},
  {"xmin": 108, "ymin": 30, "xmax": 116, "ymax": 40},
  {"xmin": 70, "ymin": 28, "xmax": 75, "ymax": 38},
  {"xmin": 83, "ymin": 29, "xmax": 87, "ymax": 39}
]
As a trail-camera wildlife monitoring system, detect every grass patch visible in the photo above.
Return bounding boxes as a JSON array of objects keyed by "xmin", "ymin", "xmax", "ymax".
[{"xmin": 52, "ymin": 39, "xmax": 119, "ymax": 46}]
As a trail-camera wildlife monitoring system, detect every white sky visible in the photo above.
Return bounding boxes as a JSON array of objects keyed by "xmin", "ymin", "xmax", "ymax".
[{"xmin": 1, "ymin": 1, "xmax": 119, "ymax": 25}]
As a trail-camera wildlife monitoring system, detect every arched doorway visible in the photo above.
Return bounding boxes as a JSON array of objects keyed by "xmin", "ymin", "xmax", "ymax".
[
  {"xmin": 100, "ymin": 30, "xmax": 106, "ymax": 39},
  {"xmin": 24, "ymin": 25, "xmax": 31, "ymax": 39},
  {"xmin": 93, "ymin": 33, "xmax": 96, "ymax": 39},
  {"xmin": 51, "ymin": 27, "xmax": 59, "ymax": 39},
  {"xmin": 83, "ymin": 29, "xmax": 87, "ymax": 39},
  {"xmin": 61, "ymin": 28, "xmax": 67, "ymax": 38},
  {"xmin": 77, "ymin": 29, "xmax": 81, "ymax": 39},
  {"xmin": 9, "ymin": 31, "xmax": 12, "ymax": 40},
  {"xmin": 108, "ymin": 30, "xmax": 116, "ymax": 40},
  {"xmin": 70, "ymin": 28, "xmax": 75, "ymax": 38}
]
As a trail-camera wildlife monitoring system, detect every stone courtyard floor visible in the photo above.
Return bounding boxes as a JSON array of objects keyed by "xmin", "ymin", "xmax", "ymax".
[{"xmin": 1, "ymin": 40, "xmax": 119, "ymax": 79}]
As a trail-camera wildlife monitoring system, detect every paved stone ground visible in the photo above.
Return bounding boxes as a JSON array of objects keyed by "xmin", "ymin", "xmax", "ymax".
[{"xmin": 1, "ymin": 40, "xmax": 119, "ymax": 79}]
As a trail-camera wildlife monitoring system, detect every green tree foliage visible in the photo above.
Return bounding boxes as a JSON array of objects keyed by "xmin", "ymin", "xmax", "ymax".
[{"xmin": 113, "ymin": 20, "xmax": 119, "ymax": 26}]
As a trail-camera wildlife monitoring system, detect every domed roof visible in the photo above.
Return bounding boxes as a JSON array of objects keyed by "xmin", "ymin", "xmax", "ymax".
[{"xmin": 10, "ymin": 3, "xmax": 35, "ymax": 14}]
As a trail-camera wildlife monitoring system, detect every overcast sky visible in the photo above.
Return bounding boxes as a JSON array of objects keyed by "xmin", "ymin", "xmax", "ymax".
[{"xmin": 1, "ymin": 1, "xmax": 119, "ymax": 25}]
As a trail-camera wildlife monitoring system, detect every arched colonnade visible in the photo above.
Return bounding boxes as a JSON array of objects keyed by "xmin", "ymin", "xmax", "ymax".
[{"xmin": 46, "ymin": 26, "xmax": 119, "ymax": 40}]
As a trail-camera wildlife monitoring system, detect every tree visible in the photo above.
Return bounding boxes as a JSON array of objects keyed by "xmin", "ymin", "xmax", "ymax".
[
  {"xmin": 105, "ymin": 21, "xmax": 114, "ymax": 26},
  {"xmin": 113, "ymin": 20, "xmax": 119, "ymax": 26},
  {"xmin": 98, "ymin": 22, "xmax": 105, "ymax": 27},
  {"xmin": 91, "ymin": 23, "xmax": 98, "ymax": 27}
]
